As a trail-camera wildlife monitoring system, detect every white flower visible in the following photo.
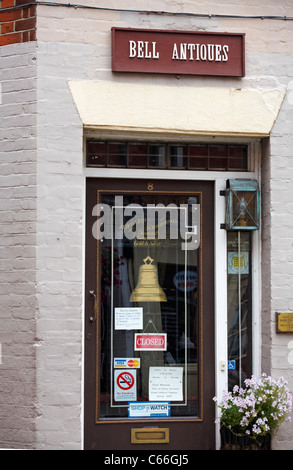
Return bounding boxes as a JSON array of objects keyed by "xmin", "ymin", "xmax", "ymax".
[{"xmin": 214, "ymin": 373, "xmax": 292, "ymax": 437}]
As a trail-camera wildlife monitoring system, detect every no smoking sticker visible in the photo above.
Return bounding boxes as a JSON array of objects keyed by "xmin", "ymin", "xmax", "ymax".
[
  {"xmin": 114, "ymin": 369, "xmax": 137, "ymax": 402},
  {"xmin": 117, "ymin": 371, "xmax": 134, "ymax": 389}
]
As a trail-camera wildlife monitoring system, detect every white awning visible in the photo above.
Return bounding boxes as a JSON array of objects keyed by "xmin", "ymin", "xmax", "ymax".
[{"xmin": 69, "ymin": 80, "xmax": 284, "ymax": 138}]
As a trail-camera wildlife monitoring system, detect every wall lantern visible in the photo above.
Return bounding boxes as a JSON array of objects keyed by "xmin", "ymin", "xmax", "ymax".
[{"xmin": 224, "ymin": 179, "xmax": 260, "ymax": 230}]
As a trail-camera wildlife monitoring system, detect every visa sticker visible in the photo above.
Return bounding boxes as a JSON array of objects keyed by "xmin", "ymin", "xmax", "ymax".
[{"xmin": 114, "ymin": 358, "xmax": 141, "ymax": 368}]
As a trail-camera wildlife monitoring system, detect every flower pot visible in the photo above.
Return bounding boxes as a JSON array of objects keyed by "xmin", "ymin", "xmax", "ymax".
[{"xmin": 220, "ymin": 426, "xmax": 271, "ymax": 450}]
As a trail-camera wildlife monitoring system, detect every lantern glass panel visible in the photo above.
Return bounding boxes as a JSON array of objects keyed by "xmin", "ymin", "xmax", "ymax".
[
  {"xmin": 225, "ymin": 179, "xmax": 260, "ymax": 230},
  {"xmin": 232, "ymin": 191, "xmax": 257, "ymax": 228}
]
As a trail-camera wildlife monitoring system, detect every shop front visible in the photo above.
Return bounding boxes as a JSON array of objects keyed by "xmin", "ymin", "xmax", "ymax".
[
  {"xmin": 68, "ymin": 29, "xmax": 283, "ymax": 449},
  {"xmin": 1, "ymin": 1, "xmax": 292, "ymax": 451},
  {"xmin": 81, "ymin": 140, "xmax": 263, "ymax": 450},
  {"xmin": 82, "ymin": 142, "xmax": 260, "ymax": 449}
]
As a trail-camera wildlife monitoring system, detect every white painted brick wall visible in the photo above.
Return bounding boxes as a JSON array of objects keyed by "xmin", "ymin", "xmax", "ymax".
[
  {"xmin": 35, "ymin": 41, "xmax": 84, "ymax": 450},
  {"xmin": 269, "ymin": 91, "xmax": 293, "ymax": 448},
  {"xmin": 0, "ymin": 42, "xmax": 37, "ymax": 449}
]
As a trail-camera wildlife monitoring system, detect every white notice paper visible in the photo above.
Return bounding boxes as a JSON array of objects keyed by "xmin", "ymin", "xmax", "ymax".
[
  {"xmin": 115, "ymin": 307, "xmax": 143, "ymax": 330},
  {"xmin": 149, "ymin": 367, "xmax": 183, "ymax": 402}
]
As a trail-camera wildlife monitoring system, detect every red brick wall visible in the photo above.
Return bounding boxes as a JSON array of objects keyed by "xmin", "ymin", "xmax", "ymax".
[{"xmin": 0, "ymin": 0, "xmax": 36, "ymax": 46}]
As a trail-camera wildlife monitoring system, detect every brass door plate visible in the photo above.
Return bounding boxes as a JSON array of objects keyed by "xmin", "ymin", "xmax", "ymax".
[{"xmin": 131, "ymin": 428, "xmax": 169, "ymax": 444}]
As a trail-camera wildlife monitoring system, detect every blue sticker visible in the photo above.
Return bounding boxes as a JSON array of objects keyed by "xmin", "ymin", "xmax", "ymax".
[
  {"xmin": 228, "ymin": 360, "xmax": 236, "ymax": 370},
  {"xmin": 128, "ymin": 401, "xmax": 170, "ymax": 418}
]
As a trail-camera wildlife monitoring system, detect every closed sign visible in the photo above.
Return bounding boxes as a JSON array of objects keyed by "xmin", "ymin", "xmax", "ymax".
[{"xmin": 134, "ymin": 333, "xmax": 167, "ymax": 351}]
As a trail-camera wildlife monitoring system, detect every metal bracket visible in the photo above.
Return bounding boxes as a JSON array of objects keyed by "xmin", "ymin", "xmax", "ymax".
[{"xmin": 89, "ymin": 290, "xmax": 97, "ymax": 324}]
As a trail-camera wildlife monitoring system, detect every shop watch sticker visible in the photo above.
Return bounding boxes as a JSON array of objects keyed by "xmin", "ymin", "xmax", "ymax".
[
  {"xmin": 128, "ymin": 402, "xmax": 170, "ymax": 418},
  {"xmin": 114, "ymin": 370, "xmax": 137, "ymax": 402},
  {"xmin": 114, "ymin": 358, "xmax": 141, "ymax": 368}
]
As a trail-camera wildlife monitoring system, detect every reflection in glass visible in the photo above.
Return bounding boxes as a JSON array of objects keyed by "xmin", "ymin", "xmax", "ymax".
[
  {"xmin": 98, "ymin": 193, "xmax": 200, "ymax": 420},
  {"xmin": 148, "ymin": 145, "xmax": 165, "ymax": 168},
  {"xmin": 227, "ymin": 232, "xmax": 252, "ymax": 390},
  {"xmin": 86, "ymin": 140, "xmax": 248, "ymax": 171},
  {"xmin": 169, "ymin": 145, "xmax": 187, "ymax": 168}
]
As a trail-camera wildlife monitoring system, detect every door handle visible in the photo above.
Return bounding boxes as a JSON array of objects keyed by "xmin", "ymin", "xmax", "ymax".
[{"xmin": 89, "ymin": 290, "xmax": 98, "ymax": 324}]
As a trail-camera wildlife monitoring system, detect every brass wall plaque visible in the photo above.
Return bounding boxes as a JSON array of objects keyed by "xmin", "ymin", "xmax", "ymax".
[
  {"xmin": 276, "ymin": 312, "xmax": 293, "ymax": 333},
  {"xmin": 131, "ymin": 428, "xmax": 169, "ymax": 444}
]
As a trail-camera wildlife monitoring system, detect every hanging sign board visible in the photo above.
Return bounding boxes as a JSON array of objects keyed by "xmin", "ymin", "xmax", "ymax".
[
  {"xmin": 112, "ymin": 28, "xmax": 245, "ymax": 77},
  {"xmin": 134, "ymin": 333, "xmax": 167, "ymax": 351}
]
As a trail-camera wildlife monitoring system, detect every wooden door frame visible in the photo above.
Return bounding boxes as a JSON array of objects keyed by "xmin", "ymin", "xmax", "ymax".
[{"xmin": 84, "ymin": 178, "xmax": 215, "ymax": 450}]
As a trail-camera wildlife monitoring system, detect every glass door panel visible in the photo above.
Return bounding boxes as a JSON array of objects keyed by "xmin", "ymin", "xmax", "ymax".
[
  {"xmin": 227, "ymin": 231, "xmax": 252, "ymax": 389},
  {"xmin": 97, "ymin": 192, "xmax": 201, "ymax": 421}
]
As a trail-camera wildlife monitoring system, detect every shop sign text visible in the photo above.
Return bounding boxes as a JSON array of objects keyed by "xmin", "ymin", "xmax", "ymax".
[{"xmin": 112, "ymin": 28, "xmax": 245, "ymax": 77}]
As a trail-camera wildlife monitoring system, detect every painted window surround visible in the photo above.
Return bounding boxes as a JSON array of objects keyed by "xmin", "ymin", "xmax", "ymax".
[{"xmin": 72, "ymin": 80, "xmax": 280, "ymax": 448}]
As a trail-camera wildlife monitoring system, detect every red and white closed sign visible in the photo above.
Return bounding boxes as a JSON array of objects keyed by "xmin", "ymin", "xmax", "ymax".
[{"xmin": 134, "ymin": 333, "xmax": 167, "ymax": 351}]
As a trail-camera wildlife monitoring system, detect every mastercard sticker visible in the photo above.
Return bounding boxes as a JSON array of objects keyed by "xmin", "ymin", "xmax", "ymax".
[{"xmin": 114, "ymin": 358, "xmax": 141, "ymax": 369}]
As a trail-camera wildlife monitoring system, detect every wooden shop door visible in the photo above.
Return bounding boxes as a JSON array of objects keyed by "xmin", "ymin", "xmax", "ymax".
[{"xmin": 84, "ymin": 178, "xmax": 215, "ymax": 450}]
